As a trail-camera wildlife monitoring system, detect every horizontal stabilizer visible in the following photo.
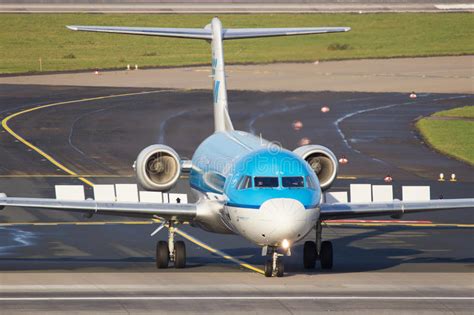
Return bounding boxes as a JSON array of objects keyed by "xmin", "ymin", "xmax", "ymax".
[
  {"xmin": 223, "ymin": 27, "xmax": 350, "ymax": 39},
  {"xmin": 67, "ymin": 25, "xmax": 213, "ymax": 39},
  {"xmin": 66, "ymin": 25, "xmax": 350, "ymax": 40}
]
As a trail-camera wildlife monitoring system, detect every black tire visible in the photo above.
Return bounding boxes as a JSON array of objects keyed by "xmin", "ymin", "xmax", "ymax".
[
  {"xmin": 320, "ymin": 241, "xmax": 333, "ymax": 270},
  {"xmin": 156, "ymin": 241, "xmax": 169, "ymax": 269},
  {"xmin": 174, "ymin": 241, "xmax": 186, "ymax": 269},
  {"xmin": 276, "ymin": 259, "xmax": 284, "ymax": 277},
  {"xmin": 303, "ymin": 241, "xmax": 317, "ymax": 269},
  {"xmin": 264, "ymin": 260, "xmax": 273, "ymax": 277}
]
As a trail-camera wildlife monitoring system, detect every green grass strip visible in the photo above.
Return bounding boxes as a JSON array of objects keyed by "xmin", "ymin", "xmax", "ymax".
[
  {"xmin": 433, "ymin": 106, "xmax": 474, "ymax": 119},
  {"xmin": 0, "ymin": 13, "xmax": 473, "ymax": 74},
  {"xmin": 416, "ymin": 111, "xmax": 474, "ymax": 165}
]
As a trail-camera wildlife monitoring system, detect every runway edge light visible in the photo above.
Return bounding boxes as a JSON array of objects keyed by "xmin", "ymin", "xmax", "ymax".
[
  {"xmin": 339, "ymin": 156, "xmax": 348, "ymax": 164},
  {"xmin": 292, "ymin": 120, "xmax": 303, "ymax": 131},
  {"xmin": 439, "ymin": 173, "xmax": 445, "ymax": 181}
]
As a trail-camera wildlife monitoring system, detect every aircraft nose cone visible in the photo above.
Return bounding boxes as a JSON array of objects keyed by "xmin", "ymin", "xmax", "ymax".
[{"xmin": 259, "ymin": 198, "xmax": 309, "ymax": 245}]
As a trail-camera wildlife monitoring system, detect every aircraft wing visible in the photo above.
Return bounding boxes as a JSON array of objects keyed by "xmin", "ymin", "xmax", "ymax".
[
  {"xmin": 320, "ymin": 198, "xmax": 474, "ymax": 220},
  {"xmin": 0, "ymin": 194, "xmax": 196, "ymax": 220},
  {"xmin": 66, "ymin": 25, "xmax": 350, "ymax": 40}
]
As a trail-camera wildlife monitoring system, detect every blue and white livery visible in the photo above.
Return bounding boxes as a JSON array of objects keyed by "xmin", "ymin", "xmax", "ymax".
[{"xmin": 1, "ymin": 18, "xmax": 473, "ymax": 277}]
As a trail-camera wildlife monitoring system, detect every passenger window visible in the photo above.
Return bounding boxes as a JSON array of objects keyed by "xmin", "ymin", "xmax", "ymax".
[
  {"xmin": 282, "ymin": 176, "xmax": 304, "ymax": 188},
  {"xmin": 254, "ymin": 177, "xmax": 279, "ymax": 188},
  {"xmin": 306, "ymin": 176, "xmax": 317, "ymax": 190},
  {"xmin": 237, "ymin": 175, "xmax": 252, "ymax": 190}
]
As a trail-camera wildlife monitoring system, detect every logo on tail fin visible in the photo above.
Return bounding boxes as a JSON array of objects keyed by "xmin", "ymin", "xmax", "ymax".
[
  {"xmin": 211, "ymin": 58, "xmax": 217, "ymax": 76},
  {"xmin": 213, "ymin": 80, "xmax": 220, "ymax": 104}
]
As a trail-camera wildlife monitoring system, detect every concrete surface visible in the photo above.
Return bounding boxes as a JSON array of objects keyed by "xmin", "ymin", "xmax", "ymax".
[{"xmin": 2, "ymin": 56, "xmax": 472, "ymax": 94}]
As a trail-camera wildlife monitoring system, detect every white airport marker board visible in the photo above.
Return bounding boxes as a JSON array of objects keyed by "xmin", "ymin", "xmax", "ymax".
[
  {"xmin": 169, "ymin": 193, "xmax": 188, "ymax": 204},
  {"xmin": 55, "ymin": 185, "xmax": 85, "ymax": 201},
  {"xmin": 139, "ymin": 191, "xmax": 163, "ymax": 203},
  {"xmin": 402, "ymin": 186, "xmax": 430, "ymax": 201},
  {"xmin": 93, "ymin": 185, "xmax": 116, "ymax": 202},
  {"xmin": 372, "ymin": 185, "xmax": 393, "ymax": 202},
  {"xmin": 115, "ymin": 184, "xmax": 139, "ymax": 202},
  {"xmin": 325, "ymin": 192, "xmax": 348, "ymax": 203},
  {"xmin": 350, "ymin": 184, "xmax": 372, "ymax": 203}
]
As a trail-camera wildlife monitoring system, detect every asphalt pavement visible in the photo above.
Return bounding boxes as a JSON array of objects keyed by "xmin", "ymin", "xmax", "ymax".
[{"xmin": 0, "ymin": 69, "xmax": 473, "ymax": 313}]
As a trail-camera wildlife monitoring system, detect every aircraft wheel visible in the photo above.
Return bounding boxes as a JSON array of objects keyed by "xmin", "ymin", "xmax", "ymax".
[
  {"xmin": 303, "ymin": 241, "xmax": 317, "ymax": 269},
  {"xmin": 275, "ymin": 259, "xmax": 284, "ymax": 277},
  {"xmin": 174, "ymin": 241, "xmax": 186, "ymax": 269},
  {"xmin": 264, "ymin": 260, "xmax": 273, "ymax": 277},
  {"xmin": 320, "ymin": 241, "xmax": 333, "ymax": 270},
  {"xmin": 156, "ymin": 241, "xmax": 169, "ymax": 269}
]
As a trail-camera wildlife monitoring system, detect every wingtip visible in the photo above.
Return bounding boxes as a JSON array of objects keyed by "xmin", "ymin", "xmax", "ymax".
[
  {"xmin": 0, "ymin": 193, "xmax": 6, "ymax": 210},
  {"xmin": 344, "ymin": 27, "xmax": 351, "ymax": 32},
  {"xmin": 66, "ymin": 25, "xmax": 78, "ymax": 31}
]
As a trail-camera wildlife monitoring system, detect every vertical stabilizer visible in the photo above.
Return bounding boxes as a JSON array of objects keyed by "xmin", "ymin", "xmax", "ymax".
[{"xmin": 210, "ymin": 18, "xmax": 234, "ymax": 132}]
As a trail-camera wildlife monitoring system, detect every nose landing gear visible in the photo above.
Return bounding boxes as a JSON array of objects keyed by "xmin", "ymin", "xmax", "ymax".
[
  {"xmin": 154, "ymin": 221, "xmax": 187, "ymax": 269},
  {"xmin": 303, "ymin": 220, "xmax": 333, "ymax": 270},
  {"xmin": 263, "ymin": 247, "xmax": 286, "ymax": 277}
]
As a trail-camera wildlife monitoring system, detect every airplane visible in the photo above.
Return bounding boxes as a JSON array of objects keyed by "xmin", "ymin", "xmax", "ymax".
[{"xmin": 1, "ymin": 17, "xmax": 473, "ymax": 277}]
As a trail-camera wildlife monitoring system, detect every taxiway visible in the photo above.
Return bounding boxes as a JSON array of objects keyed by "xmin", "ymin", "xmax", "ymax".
[{"xmin": 0, "ymin": 57, "xmax": 473, "ymax": 313}]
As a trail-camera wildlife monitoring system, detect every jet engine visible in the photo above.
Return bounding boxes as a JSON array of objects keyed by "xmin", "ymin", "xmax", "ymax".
[
  {"xmin": 134, "ymin": 145, "xmax": 181, "ymax": 191},
  {"xmin": 293, "ymin": 145, "xmax": 338, "ymax": 191}
]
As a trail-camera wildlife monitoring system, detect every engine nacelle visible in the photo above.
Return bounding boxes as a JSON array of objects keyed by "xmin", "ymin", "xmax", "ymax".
[
  {"xmin": 293, "ymin": 145, "xmax": 338, "ymax": 191},
  {"xmin": 134, "ymin": 145, "xmax": 181, "ymax": 191}
]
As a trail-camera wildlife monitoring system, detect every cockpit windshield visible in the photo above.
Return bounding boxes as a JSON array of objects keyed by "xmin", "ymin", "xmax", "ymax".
[
  {"xmin": 306, "ymin": 175, "xmax": 317, "ymax": 190},
  {"xmin": 282, "ymin": 176, "xmax": 304, "ymax": 188},
  {"xmin": 237, "ymin": 175, "xmax": 252, "ymax": 189},
  {"xmin": 254, "ymin": 177, "xmax": 279, "ymax": 188}
]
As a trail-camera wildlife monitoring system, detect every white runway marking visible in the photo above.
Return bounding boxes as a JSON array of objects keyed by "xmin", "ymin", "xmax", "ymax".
[
  {"xmin": 0, "ymin": 228, "xmax": 35, "ymax": 255},
  {"xmin": 334, "ymin": 101, "xmax": 411, "ymax": 152},
  {"xmin": 0, "ymin": 296, "xmax": 472, "ymax": 301},
  {"xmin": 333, "ymin": 94, "xmax": 471, "ymax": 163}
]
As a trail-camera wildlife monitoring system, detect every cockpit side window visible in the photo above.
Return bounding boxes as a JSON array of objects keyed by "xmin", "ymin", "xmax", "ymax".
[
  {"xmin": 306, "ymin": 175, "xmax": 317, "ymax": 190},
  {"xmin": 237, "ymin": 175, "xmax": 252, "ymax": 190},
  {"xmin": 282, "ymin": 176, "xmax": 304, "ymax": 188},
  {"xmin": 254, "ymin": 177, "xmax": 279, "ymax": 188}
]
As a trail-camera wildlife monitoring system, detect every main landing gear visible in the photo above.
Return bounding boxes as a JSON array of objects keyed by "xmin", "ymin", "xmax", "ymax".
[
  {"xmin": 155, "ymin": 222, "xmax": 186, "ymax": 269},
  {"xmin": 303, "ymin": 220, "xmax": 333, "ymax": 270}
]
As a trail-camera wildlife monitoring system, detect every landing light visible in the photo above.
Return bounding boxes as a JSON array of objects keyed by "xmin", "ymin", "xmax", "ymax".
[{"xmin": 281, "ymin": 239, "xmax": 290, "ymax": 249}]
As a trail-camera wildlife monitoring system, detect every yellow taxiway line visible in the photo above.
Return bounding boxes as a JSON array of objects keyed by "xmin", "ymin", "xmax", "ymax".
[
  {"xmin": 1, "ymin": 90, "xmax": 170, "ymax": 187},
  {"xmin": 336, "ymin": 176, "xmax": 357, "ymax": 180},
  {"xmin": 1, "ymin": 90, "xmax": 265, "ymax": 275}
]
